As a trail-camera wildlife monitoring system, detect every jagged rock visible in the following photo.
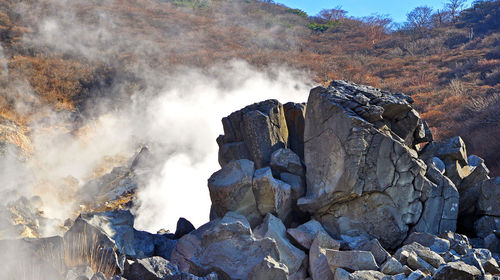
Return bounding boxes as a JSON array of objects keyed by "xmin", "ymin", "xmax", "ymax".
[
  {"xmin": 475, "ymin": 216, "xmax": 500, "ymax": 238},
  {"xmin": 207, "ymin": 159, "xmax": 260, "ymax": 226},
  {"xmin": 394, "ymin": 242, "xmax": 445, "ymax": 269},
  {"xmin": 254, "ymin": 214, "xmax": 306, "ymax": 276},
  {"xmin": 402, "ymin": 265, "xmax": 413, "ymax": 276},
  {"xmin": 414, "ymin": 164, "xmax": 459, "ymax": 234},
  {"xmin": 462, "ymin": 250, "xmax": 487, "ymax": 275},
  {"xmin": 78, "ymin": 158, "xmax": 144, "ymax": 209},
  {"xmin": 381, "ymin": 257, "xmax": 404, "ymax": 275},
  {"xmin": 283, "ymin": 102, "xmax": 306, "ymax": 160},
  {"xmin": 171, "ymin": 212, "xmax": 282, "ymax": 280},
  {"xmin": 252, "ymin": 167, "xmax": 293, "ymax": 223},
  {"xmin": 309, "ymin": 231, "xmax": 340, "ymax": 280},
  {"xmin": 64, "ymin": 213, "xmax": 121, "ymax": 274},
  {"xmin": 440, "ymin": 231, "xmax": 471, "ymax": 255},
  {"xmin": 175, "ymin": 218, "xmax": 195, "ymax": 239},
  {"xmin": 123, "ymin": 256, "xmax": 179, "ymax": 280},
  {"xmin": 348, "ymin": 270, "xmax": 386, "ymax": 280},
  {"xmin": 431, "ymin": 157, "xmax": 445, "ymax": 174},
  {"xmin": 280, "ymin": 172, "xmax": 306, "ymax": 201},
  {"xmin": 406, "ymin": 251, "xmax": 436, "ymax": 274},
  {"xmin": 218, "ymin": 99, "xmax": 288, "ymax": 169},
  {"xmin": 459, "ymin": 157, "xmax": 490, "ymax": 193},
  {"xmin": 248, "ymin": 256, "xmax": 288, "ymax": 280},
  {"xmin": 133, "ymin": 230, "xmax": 177, "ymax": 260},
  {"xmin": 484, "ymin": 234, "xmax": 500, "ymax": 253},
  {"xmin": 421, "ymin": 136, "xmax": 468, "ymax": 165},
  {"xmin": 406, "ymin": 270, "xmax": 427, "ymax": 280},
  {"xmin": 325, "ymin": 249, "xmax": 379, "ymax": 272},
  {"xmin": 433, "ymin": 261, "xmax": 482, "ymax": 280},
  {"xmin": 334, "ymin": 267, "xmax": 350, "ymax": 280},
  {"xmin": 403, "ymin": 232, "xmax": 450, "ymax": 254},
  {"xmin": 270, "ymin": 148, "xmax": 304, "ymax": 177},
  {"xmin": 353, "ymin": 238, "xmax": 391, "ymax": 266},
  {"xmin": 287, "ymin": 219, "xmax": 329, "ymax": 250},
  {"xmin": 468, "ymin": 155, "xmax": 484, "ymax": 168},
  {"xmin": 391, "ymin": 274, "xmax": 407, "ymax": 280},
  {"xmin": 478, "ymin": 178, "xmax": 500, "ymax": 217},
  {"xmin": 296, "ymin": 81, "xmax": 432, "ymax": 249}
]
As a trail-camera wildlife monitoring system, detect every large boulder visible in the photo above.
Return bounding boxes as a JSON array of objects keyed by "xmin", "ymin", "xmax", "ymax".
[
  {"xmin": 217, "ymin": 100, "xmax": 288, "ymax": 169},
  {"xmin": 296, "ymin": 81, "xmax": 436, "ymax": 249},
  {"xmin": 477, "ymin": 177, "xmax": 500, "ymax": 217},
  {"xmin": 433, "ymin": 261, "xmax": 482, "ymax": 280},
  {"xmin": 171, "ymin": 212, "xmax": 284, "ymax": 280},
  {"xmin": 208, "ymin": 159, "xmax": 294, "ymax": 227},
  {"xmin": 207, "ymin": 159, "xmax": 261, "ymax": 226}
]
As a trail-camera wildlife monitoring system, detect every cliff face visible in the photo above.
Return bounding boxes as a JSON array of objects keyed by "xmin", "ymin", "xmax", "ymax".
[{"xmin": 1, "ymin": 81, "xmax": 499, "ymax": 280}]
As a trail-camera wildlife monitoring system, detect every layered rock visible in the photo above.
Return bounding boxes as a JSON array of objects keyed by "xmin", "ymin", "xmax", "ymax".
[{"xmin": 296, "ymin": 81, "xmax": 451, "ymax": 249}]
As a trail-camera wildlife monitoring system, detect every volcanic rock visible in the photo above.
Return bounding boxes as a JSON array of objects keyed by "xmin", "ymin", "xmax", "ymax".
[{"xmin": 217, "ymin": 99, "xmax": 288, "ymax": 169}]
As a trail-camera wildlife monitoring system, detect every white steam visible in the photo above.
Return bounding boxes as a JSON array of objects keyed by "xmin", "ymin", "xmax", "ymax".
[
  {"xmin": 132, "ymin": 61, "xmax": 310, "ymax": 231},
  {"xmin": 2, "ymin": 0, "xmax": 313, "ymax": 236}
]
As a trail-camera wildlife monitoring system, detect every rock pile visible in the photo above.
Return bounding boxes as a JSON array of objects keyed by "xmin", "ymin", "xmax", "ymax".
[{"xmin": 2, "ymin": 80, "xmax": 499, "ymax": 280}]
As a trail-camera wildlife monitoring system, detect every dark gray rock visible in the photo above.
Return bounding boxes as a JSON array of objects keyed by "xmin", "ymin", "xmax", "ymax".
[
  {"xmin": 174, "ymin": 218, "xmax": 195, "ymax": 239},
  {"xmin": 123, "ymin": 256, "xmax": 179, "ymax": 280},
  {"xmin": 280, "ymin": 172, "xmax": 305, "ymax": 201},
  {"xmin": 475, "ymin": 216, "xmax": 500, "ymax": 238},
  {"xmin": 353, "ymin": 239, "xmax": 391, "ymax": 266},
  {"xmin": 309, "ymin": 231, "xmax": 340, "ymax": 280},
  {"xmin": 394, "ymin": 242, "xmax": 445, "ymax": 269},
  {"xmin": 478, "ymin": 178, "xmax": 500, "ymax": 217},
  {"xmin": 254, "ymin": 214, "xmax": 306, "ymax": 276},
  {"xmin": 218, "ymin": 100, "xmax": 288, "ymax": 169},
  {"xmin": 283, "ymin": 102, "xmax": 306, "ymax": 160},
  {"xmin": 433, "ymin": 261, "xmax": 482, "ymax": 280},
  {"xmin": 252, "ymin": 167, "xmax": 293, "ymax": 223},
  {"xmin": 381, "ymin": 257, "xmax": 404, "ymax": 275},
  {"xmin": 403, "ymin": 232, "xmax": 450, "ymax": 254},
  {"xmin": 440, "ymin": 231, "xmax": 471, "ymax": 255},
  {"xmin": 171, "ymin": 212, "xmax": 282, "ymax": 280},
  {"xmin": 207, "ymin": 159, "xmax": 261, "ymax": 227},
  {"xmin": 270, "ymin": 148, "xmax": 304, "ymax": 177},
  {"xmin": 325, "ymin": 249, "xmax": 379, "ymax": 271},
  {"xmin": 286, "ymin": 219, "xmax": 330, "ymax": 250}
]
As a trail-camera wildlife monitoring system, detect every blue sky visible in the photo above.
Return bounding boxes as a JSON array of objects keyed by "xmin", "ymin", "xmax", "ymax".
[{"xmin": 274, "ymin": 0, "xmax": 475, "ymax": 23}]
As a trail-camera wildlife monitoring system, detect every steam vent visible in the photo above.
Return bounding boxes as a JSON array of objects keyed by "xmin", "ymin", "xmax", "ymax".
[{"xmin": 3, "ymin": 81, "xmax": 500, "ymax": 280}]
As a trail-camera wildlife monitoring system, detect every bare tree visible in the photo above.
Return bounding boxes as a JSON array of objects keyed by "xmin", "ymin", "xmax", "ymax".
[
  {"xmin": 318, "ymin": 6, "xmax": 347, "ymax": 23},
  {"xmin": 432, "ymin": 9, "xmax": 450, "ymax": 27},
  {"xmin": 406, "ymin": 6, "xmax": 434, "ymax": 34},
  {"xmin": 362, "ymin": 15, "xmax": 392, "ymax": 45},
  {"xmin": 446, "ymin": 0, "xmax": 466, "ymax": 23}
]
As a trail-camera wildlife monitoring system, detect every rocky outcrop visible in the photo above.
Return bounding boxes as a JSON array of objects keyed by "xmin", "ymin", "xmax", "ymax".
[{"xmin": 3, "ymin": 80, "xmax": 500, "ymax": 280}]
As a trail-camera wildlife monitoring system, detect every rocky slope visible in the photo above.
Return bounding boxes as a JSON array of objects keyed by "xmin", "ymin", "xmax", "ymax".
[{"xmin": 2, "ymin": 81, "xmax": 500, "ymax": 280}]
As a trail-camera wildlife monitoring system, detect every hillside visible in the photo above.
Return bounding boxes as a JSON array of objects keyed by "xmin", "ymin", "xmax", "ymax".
[{"xmin": 0, "ymin": 0, "xmax": 498, "ymax": 176}]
